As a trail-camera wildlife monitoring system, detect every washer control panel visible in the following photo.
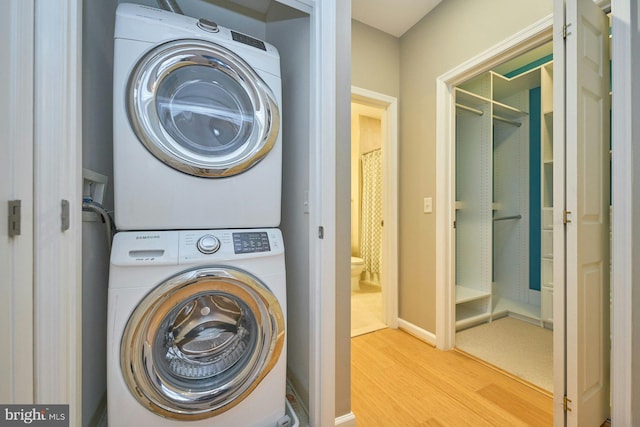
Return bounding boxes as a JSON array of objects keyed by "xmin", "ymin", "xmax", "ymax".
[
  {"xmin": 111, "ymin": 229, "xmax": 283, "ymax": 266},
  {"xmin": 178, "ymin": 228, "xmax": 283, "ymax": 263},
  {"xmin": 196, "ymin": 234, "xmax": 221, "ymax": 254},
  {"xmin": 232, "ymin": 232, "xmax": 270, "ymax": 254}
]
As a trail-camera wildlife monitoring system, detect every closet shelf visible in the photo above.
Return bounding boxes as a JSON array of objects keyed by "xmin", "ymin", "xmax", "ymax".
[
  {"xmin": 493, "ymin": 101, "xmax": 527, "ymax": 121},
  {"xmin": 492, "ymin": 68, "xmax": 542, "ymax": 101},
  {"xmin": 455, "ymin": 87, "xmax": 491, "ymax": 109},
  {"xmin": 456, "ymin": 285, "xmax": 491, "ymax": 304},
  {"xmin": 456, "ymin": 87, "xmax": 528, "ymax": 121}
]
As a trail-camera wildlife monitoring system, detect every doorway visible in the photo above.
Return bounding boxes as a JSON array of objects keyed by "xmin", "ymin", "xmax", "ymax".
[
  {"xmin": 350, "ymin": 87, "xmax": 399, "ymax": 337},
  {"xmin": 452, "ymin": 41, "xmax": 555, "ymax": 392},
  {"xmin": 437, "ymin": 4, "xmax": 612, "ymax": 423}
]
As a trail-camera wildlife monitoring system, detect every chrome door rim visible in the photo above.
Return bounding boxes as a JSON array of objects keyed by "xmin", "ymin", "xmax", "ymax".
[
  {"xmin": 120, "ymin": 266, "xmax": 284, "ymax": 420},
  {"xmin": 127, "ymin": 39, "xmax": 279, "ymax": 178}
]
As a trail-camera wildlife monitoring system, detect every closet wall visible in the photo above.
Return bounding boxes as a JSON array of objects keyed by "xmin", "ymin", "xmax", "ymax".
[
  {"xmin": 81, "ymin": 0, "xmax": 118, "ymax": 424},
  {"xmin": 454, "ymin": 60, "xmax": 553, "ymax": 330}
]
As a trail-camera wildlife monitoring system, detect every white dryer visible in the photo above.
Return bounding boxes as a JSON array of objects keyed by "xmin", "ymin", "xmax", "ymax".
[
  {"xmin": 113, "ymin": 3, "xmax": 282, "ymax": 230},
  {"xmin": 107, "ymin": 228, "xmax": 288, "ymax": 426}
]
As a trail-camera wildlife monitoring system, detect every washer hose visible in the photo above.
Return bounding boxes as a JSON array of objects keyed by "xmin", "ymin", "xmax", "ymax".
[{"xmin": 82, "ymin": 200, "xmax": 116, "ymax": 252}]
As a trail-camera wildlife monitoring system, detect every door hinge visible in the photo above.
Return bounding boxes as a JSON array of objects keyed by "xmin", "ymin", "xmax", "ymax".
[
  {"xmin": 8, "ymin": 200, "xmax": 21, "ymax": 237},
  {"xmin": 563, "ymin": 210, "xmax": 572, "ymax": 224},
  {"xmin": 563, "ymin": 23, "xmax": 572, "ymax": 39},
  {"xmin": 563, "ymin": 395, "xmax": 572, "ymax": 412},
  {"xmin": 453, "ymin": 220, "xmax": 457, "ymax": 229},
  {"xmin": 61, "ymin": 199, "xmax": 70, "ymax": 232},
  {"xmin": 318, "ymin": 226, "xmax": 324, "ymax": 239}
]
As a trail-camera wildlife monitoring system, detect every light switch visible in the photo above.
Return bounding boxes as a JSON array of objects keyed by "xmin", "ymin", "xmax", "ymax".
[{"xmin": 423, "ymin": 197, "xmax": 433, "ymax": 213}]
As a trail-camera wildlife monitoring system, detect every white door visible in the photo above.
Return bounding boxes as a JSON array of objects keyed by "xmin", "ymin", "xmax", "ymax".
[
  {"xmin": 555, "ymin": 0, "xmax": 610, "ymax": 424},
  {"xmin": 0, "ymin": 0, "xmax": 34, "ymax": 404}
]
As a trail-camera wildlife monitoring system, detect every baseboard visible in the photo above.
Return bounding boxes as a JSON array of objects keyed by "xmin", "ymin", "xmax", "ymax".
[
  {"xmin": 335, "ymin": 412, "xmax": 357, "ymax": 427},
  {"xmin": 397, "ymin": 318, "xmax": 437, "ymax": 346}
]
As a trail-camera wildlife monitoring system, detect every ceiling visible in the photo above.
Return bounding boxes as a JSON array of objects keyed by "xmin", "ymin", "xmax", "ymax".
[{"xmin": 351, "ymin": 0, "xmax": 443, "ymax": 38}]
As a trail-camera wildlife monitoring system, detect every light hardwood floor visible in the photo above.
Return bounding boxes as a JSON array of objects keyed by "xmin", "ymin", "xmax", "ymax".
[{"xmin": 351, "ymin": 328, "xmax": 553, "ymax": 426}]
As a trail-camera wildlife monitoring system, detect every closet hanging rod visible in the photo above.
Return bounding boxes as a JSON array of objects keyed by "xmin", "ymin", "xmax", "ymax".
[
  {"xmin": 456, "ymin": 104, "xmax": 522, "ymax": 127},
  {"xmin": 493, "ymin": 214, "xmax": 522, "ymax": 222},
  {"xmin": 493, "ymin": 114, "xmax": 522, "ymax": 127},
  {"xmin": 455, "ymin": 103, "xmax": 483, "ymax": 116}
]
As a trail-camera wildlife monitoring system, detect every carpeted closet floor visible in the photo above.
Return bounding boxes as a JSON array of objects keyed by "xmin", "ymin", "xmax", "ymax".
[{"xmin": 455, "ymin": 316, "xmax": 553, "ymax": 392}]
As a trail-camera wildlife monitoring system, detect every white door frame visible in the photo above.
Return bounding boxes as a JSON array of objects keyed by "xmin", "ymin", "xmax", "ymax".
[
  {"xmin": 609, "ymin": 0, "xmax": 635, "ymax": 423},
  {"xmin": 33, "ymin": 0, "xmax": 83, "ymax": 423},
  {"xmin": 434, "ymin": 15, "xmax": 553, "ymax": 351},
  {"xmin": 351, "ymin": 86, "xmax": 399, "ymax": 328}
]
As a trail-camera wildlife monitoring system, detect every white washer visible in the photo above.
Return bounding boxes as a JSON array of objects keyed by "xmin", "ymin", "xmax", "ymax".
[
  {"xmin": 113, "ymin": 3, "xmax": 282, "ymax": 230},
  {"xmin": 107, "ymin": 228, "xmax": 288, "ymax": 427}
]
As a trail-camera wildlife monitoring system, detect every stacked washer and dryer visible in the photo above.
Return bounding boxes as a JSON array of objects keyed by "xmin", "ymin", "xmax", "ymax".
[{"xmin": 107, "ymin": 3, "xmax": 291, "ymax": 426}]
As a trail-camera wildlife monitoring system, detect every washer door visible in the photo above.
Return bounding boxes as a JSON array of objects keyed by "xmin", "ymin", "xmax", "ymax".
[
  {"xmin": 127, "ymin": 39, "xmax": 279, "ymax": 177},
  {"xmin": 120, "ymin": 267, "xmax": 285, "ymax": 420}
]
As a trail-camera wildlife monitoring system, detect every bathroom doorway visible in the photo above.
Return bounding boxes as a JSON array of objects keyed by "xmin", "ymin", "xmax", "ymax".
[{"xmin": 350, "ymin": 87, "xmax": 399, "ymax": 337}]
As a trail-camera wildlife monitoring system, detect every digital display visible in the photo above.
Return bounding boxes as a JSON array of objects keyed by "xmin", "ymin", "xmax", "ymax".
[{"xmin": 233, "ymin": 232, "xmax": 271, "ymax": 254}]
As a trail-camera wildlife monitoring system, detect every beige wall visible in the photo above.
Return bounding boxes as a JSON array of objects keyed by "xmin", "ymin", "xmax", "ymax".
[
  {"xmin": 350, "ymin": 19, "xmax": 399, "ymax": 282},
  {"xmin": 398, "ymin": 0, "xmax": 553, "ymax": 332},
  {"xmin": 351, "ymin": 20, "xmax": 400, "ymax": 98}
]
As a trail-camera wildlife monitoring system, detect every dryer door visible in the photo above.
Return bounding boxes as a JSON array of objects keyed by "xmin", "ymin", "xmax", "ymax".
[
  {"xmin": 120, "ymin": 266, "xmax": 285, "ymax": 420},
  {"xmin": 127, "ymin": 39, "xmax": 279, "ymax": 177}
]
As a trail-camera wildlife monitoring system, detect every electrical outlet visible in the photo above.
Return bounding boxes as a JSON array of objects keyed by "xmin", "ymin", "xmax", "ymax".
[{"xmin": 423, "ymin": 197, "xmax": 433, "ymax": 213}]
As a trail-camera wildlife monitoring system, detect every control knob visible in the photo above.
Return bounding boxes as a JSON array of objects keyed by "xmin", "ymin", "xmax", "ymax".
[
  {"xmin": 196, "ymin": 234, "xmax": 221, "ymax": 254},
  {"xmin": 197, "ymin": 18, "xmax": 219, "ymax": 33}
]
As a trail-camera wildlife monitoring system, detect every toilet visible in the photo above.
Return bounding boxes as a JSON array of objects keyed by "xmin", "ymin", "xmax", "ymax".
[{"xmin": 351, "ymin": 256, "xmax": 365, "ymax": 290}]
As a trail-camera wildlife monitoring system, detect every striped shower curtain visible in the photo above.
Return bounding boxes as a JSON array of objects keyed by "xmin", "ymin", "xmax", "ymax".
[{"xmin": 359, "ymin": 149, "xmax": 382, "ymax": 284}]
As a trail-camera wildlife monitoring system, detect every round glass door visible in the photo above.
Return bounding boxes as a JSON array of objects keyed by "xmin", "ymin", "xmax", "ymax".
[
  {"xmin": 127, "ymin": 39, "xmax": 279, "ymax": 178},
  {"xmin": 120, "ymin": 267, "xmax": 285, "ymax": 420}
]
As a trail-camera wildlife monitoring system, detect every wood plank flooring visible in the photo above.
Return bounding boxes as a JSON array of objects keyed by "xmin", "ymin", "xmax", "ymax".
[{"xmin": 351, "ymin": 328, "xmax": 553, "ymax": 426}]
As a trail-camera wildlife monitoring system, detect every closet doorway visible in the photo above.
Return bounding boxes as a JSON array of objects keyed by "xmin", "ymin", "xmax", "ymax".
[
  {"xmin": 452, "ymin": 42, "xmax": 555, "ymax": 392},
  {"xmin": 437, "ymin": 3, "xmax": 612, "ymax": 423},
  {"xmin": 350, "ymin": 87, "xmax": 398, "ymax": 337}
]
